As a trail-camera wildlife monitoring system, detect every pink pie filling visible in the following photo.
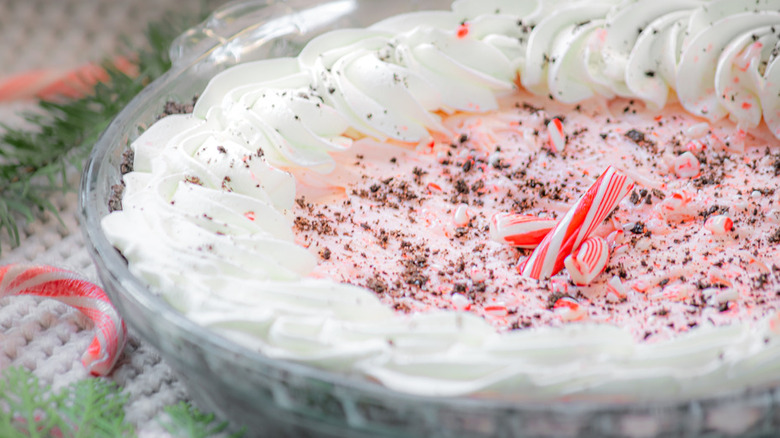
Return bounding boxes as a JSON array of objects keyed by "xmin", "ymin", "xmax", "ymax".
[{"xmin": 289, "ymin": 91, "xmax": 780, "ymax": 343}]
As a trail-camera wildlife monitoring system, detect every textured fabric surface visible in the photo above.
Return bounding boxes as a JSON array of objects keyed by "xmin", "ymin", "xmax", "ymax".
[
  {"xmin": 0, "ymin": 0, "xmax": 229, "ymax": 436},
  {"xmin": 0, "ymin": 0, "xmax": 194, "ymax": 77},
  {"xmin": 0, "ymin": 188, "xmax": 191, "ymax": 437}
]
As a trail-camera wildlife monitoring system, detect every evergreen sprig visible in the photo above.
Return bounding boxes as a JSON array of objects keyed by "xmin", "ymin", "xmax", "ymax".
[
  {"xmin": 1, "ymin": 4, "xmax": 247, "ymax": 435},
  {"xmin": 0, "ymin": 367, "xmax": 241, "ymax": 438},
  {"xmin": 160, "ymin": 403, "xmax": 245, "ymax": 438},
  {"xmin": 0, "ymin": 367, "xmax": 65, "ymax": 438},
  {"xmin": 0, "ymin": 9, "xmax": 203, "ymax": 251}
]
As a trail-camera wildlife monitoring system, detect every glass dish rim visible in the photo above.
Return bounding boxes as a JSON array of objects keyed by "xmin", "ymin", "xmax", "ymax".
[{"xmin": 78, "ymin": 0, "xmax": 780, "ymax": 419}]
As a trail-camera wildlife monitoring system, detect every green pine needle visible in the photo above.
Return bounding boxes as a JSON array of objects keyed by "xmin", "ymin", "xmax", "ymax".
[
  {"xmin": 0, "ymin": 367, "xmax": 65, "ymax": 438},
  {"xmin": 0, "ymin": 64, "xmax": 139, "ymax": 249},
  {"xmin": 0, "ymin": 367, "xmax": 244, "ymax": 438},
  {"xmin": 0, "ymin": 367, "xmax": 129, "ymax": 437},
  {"xmin": 160, "ymin": 402, "xmax": 245, "ymax": 438},
  {"xmin": 1, "ymin": 3, "xmax": 248, "ymax": 436},
  {"xmin": 57, "ymin": 378, "xmax": 133, "ymax": 438},
  {"xmin": 0, "ymin": 5, "xmax": 212, "ymax": 252}
]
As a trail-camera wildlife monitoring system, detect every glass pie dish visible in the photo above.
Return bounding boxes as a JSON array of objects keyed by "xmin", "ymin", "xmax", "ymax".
[{"xmin": 80, "ymin": 1, "xmax": 780, "ymax": 436}]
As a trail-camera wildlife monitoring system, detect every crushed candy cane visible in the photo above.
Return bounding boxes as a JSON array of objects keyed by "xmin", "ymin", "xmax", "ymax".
[
  {"xmin": 489, "ymin": 212, "xmax": 556, "ymax": 248},
  {"xmin": 453, "ymin": 204, "xmax": 471, "ymax": 226},
  {"xmin": 286, "ymin": 89, "xmax": 780, "ymax": 341},
  {"xmin": 553, "ymin": 296, "xmax": 587, "ymax": 322},
  {"xmin": 685, "ymin": 122, "xmax": 710, "ymax": 139},
  {"xmin": 673, "ymin": 152, "xmax": 701, "ymax": 178},
  {"xmin": 547, "ymin": 117, "xmax": 566, "ymax": 153},
  {"xmin": 519, "ymin": 166, "xmax": 633, "ymax": 280},
  {"xmin": 704, "ymin": 215, "xmax": 734, "ymax": 235},
  {"xmin": 564, "ymin": 236, "xmax": 610, "ymax": 285}
]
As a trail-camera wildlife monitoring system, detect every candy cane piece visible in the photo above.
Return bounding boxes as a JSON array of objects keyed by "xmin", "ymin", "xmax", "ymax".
[
  {"xmin": 489, "ymin": 212, "xmax": 556, "ymax": 248},
  {"xmin": 685, "ymin": 139, "xmax": 706, "ymax": 153},
  {"xmin": 0, "ymin": 57, "xmax": 137, "ymax": 102},
  {"xmin": 519, "ymin": 166, "xmax": 634, "ymax": 279},
  {"xmin": 672, "ymin": 151, "xmax": 700, "ymax": 178},
  {"xmin": 453, "ymin": 204, "xmax": 471, "ymax": 227},
  {"xmin": 0, "ymin": 264, "xmax": 127, "ymax": 376},
  {"xmin": 564, "ymin": 236, "xmax": 609, "ymax": 285},
  {"xmin": 704, "ymin": 215, "xmax": 733, "ymax": 235},
  {"xmin": 605, "ymin": 276, "xmax": 628, "ymax": 302},
  {"xmin": 685, "ymin": 122, "xmax": 710, "ymax": 139},
  {"xmin": 547, "ymin": 118, "xmax": 566, "ymax": 153},
  {"xmin": 552, "ymin": 296, "xmax": 586, "ymax": 322},
  {"xmin": 450, "ymin": 293, "xmax": 471, "ymax": 311}
]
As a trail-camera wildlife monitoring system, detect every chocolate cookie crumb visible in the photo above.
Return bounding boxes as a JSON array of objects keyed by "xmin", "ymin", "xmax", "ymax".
[
  {"xmin": 624, "ymin": 129, "xmax": 656, "ymax": 152},
  {"xmin": 160, "ymin": 96, "xmax": 199, "ymax": 118},
  {"xmin": 108, "ymin": 184, "xmax": 125, "ymax": 212}
]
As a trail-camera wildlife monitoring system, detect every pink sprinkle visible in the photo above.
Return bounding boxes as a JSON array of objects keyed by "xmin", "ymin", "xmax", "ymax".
[
  {"xmin": 244, "ymin": 211, "xmax": 256, "ymax": 221},
  {"xmin": 547, "ymin": 118, "xmax": 565, "ymax": 153},
  {"xmin": 741, "ymin": 101, "xmax": 752, "ymax": 110},
  {"xmin": 704, "ymin": 215, "xmax": 733, "ymax": 235},
  {"xmin": 427, "ymin": 182, "xmax": 443, "ymax": 192}
]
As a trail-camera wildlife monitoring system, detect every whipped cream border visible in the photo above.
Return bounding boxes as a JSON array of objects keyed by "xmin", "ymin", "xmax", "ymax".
[{"xmin": 102, "ymin": 0, "xmax": 780, "ymax": 400}]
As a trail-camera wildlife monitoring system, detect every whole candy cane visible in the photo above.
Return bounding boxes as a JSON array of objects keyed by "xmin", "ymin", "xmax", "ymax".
[
  {"xmin": 519, "ymin": 166, "xmax": 634, "ymax": 279},
  {"xmin": 0, "ymin": 264, "xmax": 127, "ymax": 376}
]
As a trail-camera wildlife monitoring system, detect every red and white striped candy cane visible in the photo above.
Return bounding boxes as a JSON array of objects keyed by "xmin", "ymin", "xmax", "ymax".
[
  {"xmin": 563, "ymin": 236, "xmax": 609, "ymax": 285},
  {"xmin": 519, "ymin": 166, "xmax": 634, "ymax": 279},
  {"xmin": 0, "ymin": 57, "xmax": 137, "ymax": 102},
  {"xmin": 489, "ymin": 212, "xmax": 556, "ymax": 248},
  {"xmin": 547, "ymin": 118, "xmax": 566, "ymax": 153},
  {"xmin": 0, "ymin": 264, "xmax": 127, "ymax": 376}
]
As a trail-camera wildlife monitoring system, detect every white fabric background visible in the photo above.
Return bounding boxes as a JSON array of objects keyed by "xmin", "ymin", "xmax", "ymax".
[{"xmin": 0, "ymin": 1, "xmax": 229, "ymax": 435}]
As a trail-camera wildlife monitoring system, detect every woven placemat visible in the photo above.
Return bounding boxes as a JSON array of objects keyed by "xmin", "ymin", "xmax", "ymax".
[{"xmin": 0, "ymin": 0, "xmax": 229, "ymax": 436}]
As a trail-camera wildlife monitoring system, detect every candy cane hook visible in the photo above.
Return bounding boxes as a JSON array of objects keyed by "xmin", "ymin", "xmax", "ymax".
[{"xmin": 0, "ymin": 264, "xmax": 127, "ymax": 376}]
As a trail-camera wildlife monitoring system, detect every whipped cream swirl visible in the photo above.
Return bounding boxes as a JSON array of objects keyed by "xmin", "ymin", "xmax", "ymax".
[{"xmin": 102, "ymin": 0, "xmax": 780, "ymax": 399}]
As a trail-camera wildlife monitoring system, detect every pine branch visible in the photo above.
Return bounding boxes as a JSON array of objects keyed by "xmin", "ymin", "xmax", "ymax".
[
  {"xmin": 160, "ymin": 402, "xmax": 245, "ymax": 438},
  {"xmin": 0, "ymin": 8, "xmax": 209, "ymax": 251},
  {"xmin": 57, "ymin": 378, "xmax": 133, "ymax": 438},
  {"xmin": 0, "ymin": 367, "xmax": 245, "ymax": 438},
  {"xmin": 0, "ymin": 367, "xmax": 66, "ymax": 438}
]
